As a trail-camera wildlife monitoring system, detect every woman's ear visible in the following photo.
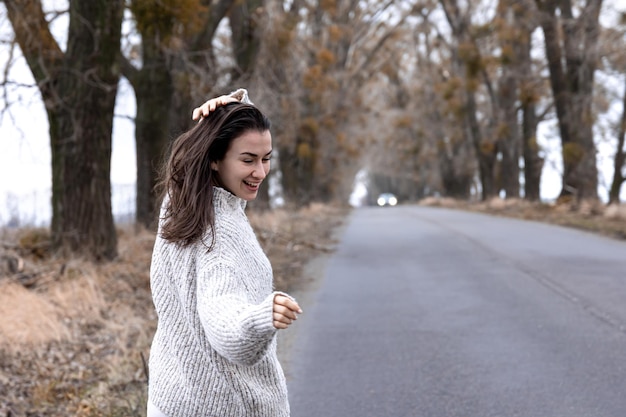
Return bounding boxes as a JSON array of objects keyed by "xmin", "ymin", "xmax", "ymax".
[{"xmin": 210, "ymin": 161, "xmax": 219, "ymax": 171}]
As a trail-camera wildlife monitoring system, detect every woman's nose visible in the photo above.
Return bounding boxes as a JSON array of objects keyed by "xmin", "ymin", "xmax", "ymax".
[{"xmin": 252, "ymin": 161, "xmax": 267, "ymax": 179}]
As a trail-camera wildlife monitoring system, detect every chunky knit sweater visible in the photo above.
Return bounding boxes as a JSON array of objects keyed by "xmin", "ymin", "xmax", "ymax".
[{"xmin": 148, "ymin": 187, "xmax": 290, "ymax": 417}]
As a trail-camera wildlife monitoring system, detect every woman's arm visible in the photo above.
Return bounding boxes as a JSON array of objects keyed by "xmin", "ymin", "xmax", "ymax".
[{"xmin": 196, "ymin": 260, "xmax": 281, "ymax": 366}]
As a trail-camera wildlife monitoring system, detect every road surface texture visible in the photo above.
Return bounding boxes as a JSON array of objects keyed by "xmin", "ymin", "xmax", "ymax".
[{"xmin": 286, "ymin": 206, "xmax": 626, "ymax": 417}]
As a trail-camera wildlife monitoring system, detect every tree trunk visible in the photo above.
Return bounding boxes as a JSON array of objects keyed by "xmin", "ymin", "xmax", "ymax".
[
  {"xmin": 518, "ymin": 16, "xmax": 543, "ymax": 201},
  {"xmin": 53, "ymin": 0, "xmax": 122, "ymax": 259},
  {"xmin": 609, "ymin": 76, "xmax": 626, "ymax": 204},
  {"xmin": 229, "ymin": 0, "xmax": 263, "ymax": 81},
  {"xmin": 6, "ymin": 0, "xmax": 123, "ymax": 260},
  {"xmin": 466, "ymin": 91, "xmax": 497, "ymax": 200},
  {"xmin": 278, "ymin": 144, "xmax": 300, "ymax": 205},
  {"xmin": 440, "ymin": 0, "xmax": 497, "ymax": 201},
  {"xmin": 497, "ymin": 73, "xmax": 521, "ymax": 199},
  {"xmin": 496, "ymin": 1, "xmax": 521, "ymax": 199},
  {"xmin": 536, "ymin": 0, "xmax": 601, "ymax": 201},
  {"xmin": 439, "ymin": 148, "xmax": 473, "ymax": 199},
  {"xmin": 122, "ymin": 24, "xmax": 174, "ymax": 229},
  {"xmin": 521, "ymin": 105, "xmax": 544, "ymax": 201},
  {"xmin": 133, "ymin": 63, "xmax": 173, "ymax": 228}
]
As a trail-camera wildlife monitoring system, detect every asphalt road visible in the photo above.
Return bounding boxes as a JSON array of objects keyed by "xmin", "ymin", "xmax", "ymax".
[{"xmin": 287, "ymin": 205, "xmax": 626, "ymax": 417}]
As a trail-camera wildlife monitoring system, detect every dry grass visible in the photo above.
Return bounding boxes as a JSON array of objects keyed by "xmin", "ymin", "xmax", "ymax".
[
  {"xmin": 0, "ymin": 226, "xmax": 157, "ymax": 417},
  {"xmin": 420, "ymin": 196, "xmax": 626, "ymax": 241},
  {"xmin": 0, "ymin": 282, "xmax": 69, "ymax": 346},
  {"xmin": 0, "ymin": 204, "xmax": 349, "ymax": 417}
]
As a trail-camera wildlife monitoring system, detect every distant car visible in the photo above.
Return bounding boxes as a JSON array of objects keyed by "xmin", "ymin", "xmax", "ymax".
[{"xmin": 377, "ymin": 193, "xmax": 398, "ymax": 207}]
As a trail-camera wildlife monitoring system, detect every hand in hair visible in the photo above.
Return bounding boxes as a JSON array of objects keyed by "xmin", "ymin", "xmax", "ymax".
[
  {"xmin": 192, "ymin": 88, "xmax": 251, "ymax": 121},
  {"xmin": 192, "ymin": 95, "xmax": 240, "ymax": 121}
]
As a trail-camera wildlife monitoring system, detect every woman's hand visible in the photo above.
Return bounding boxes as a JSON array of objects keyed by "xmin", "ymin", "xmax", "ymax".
[
  {"xmin": 273, "ymin": 294, "xmax": 303, "ymax": 329},
  {"xmin": 192, "ymin": 95, "xmax": 240, "ymax": 121}
]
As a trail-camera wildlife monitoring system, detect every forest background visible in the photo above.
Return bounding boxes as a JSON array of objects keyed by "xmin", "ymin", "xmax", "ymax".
[
  {"xmin": 1, "ymin": 1, "xmax": 626, "ymax": 415},
  {"xmin": 1, "ymin": 0, "xmax": 626, "ymax": 259}
]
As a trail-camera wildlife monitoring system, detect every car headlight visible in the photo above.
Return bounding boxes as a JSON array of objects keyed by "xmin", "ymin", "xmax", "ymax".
[
  {"xmin": 389, "ymin": 197, "xmax": 397, "ymax": 206},
  {"xmin": 377, "ymin": 198, "xmax": 385, "ymax": 206}
]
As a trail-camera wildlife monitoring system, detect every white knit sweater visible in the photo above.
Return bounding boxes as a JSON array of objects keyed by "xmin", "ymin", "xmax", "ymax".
[{"xmin": 148, "ymin": 187, "xmax": 290, "ymax": 416}]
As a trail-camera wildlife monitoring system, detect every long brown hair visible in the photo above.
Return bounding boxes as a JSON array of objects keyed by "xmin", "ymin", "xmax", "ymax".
[{"xmin": 157, "ymin": 102, "xmax": 271, "ymax": 247}]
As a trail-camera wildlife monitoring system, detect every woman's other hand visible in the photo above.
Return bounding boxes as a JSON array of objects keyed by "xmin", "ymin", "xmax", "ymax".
[
  {"xmin": 273, "ymin": 294, "xmax": 303, "ymax": 329},
  {"xmin": 192, "ymin": 95, "xmax": 240, "ymax": 121}
]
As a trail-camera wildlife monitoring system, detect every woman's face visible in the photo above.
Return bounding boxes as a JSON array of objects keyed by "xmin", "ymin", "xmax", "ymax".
[{"xmin": 211, "ymin": 129, "xmax": 272, "ymax": 201}]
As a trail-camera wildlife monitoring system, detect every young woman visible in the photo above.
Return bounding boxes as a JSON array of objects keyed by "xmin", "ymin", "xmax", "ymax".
[{"xmin": 148, "ymin": 90, "xmax": 302, "ymax": 417}]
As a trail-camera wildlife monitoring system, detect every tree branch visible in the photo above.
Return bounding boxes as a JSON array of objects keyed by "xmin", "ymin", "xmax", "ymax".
[
  {"xmin": 3, "ymin": 0, "xmax": 63, "ymax": 86},
  {"xmin": 119, "ymin": 53, "xmax": 139, "ymax": 88},
  {"xmin": 349, "ymin": 6, "xmax": 412, "ymax": 79},
  {"xmin": 192, "ymin": 0, "xmax": 235, "ymax": 49}
]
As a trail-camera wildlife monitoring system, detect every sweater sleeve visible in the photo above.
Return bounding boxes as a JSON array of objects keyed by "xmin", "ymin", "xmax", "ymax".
[{"xmin": 196, "ymin": 260, "xmax": 278, "ymax": 366}]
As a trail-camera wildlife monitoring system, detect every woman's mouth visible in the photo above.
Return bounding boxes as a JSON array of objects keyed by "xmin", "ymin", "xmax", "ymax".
[{"xmin": 243, "ymin": 180, "xmax": 260, "ymax": 190}]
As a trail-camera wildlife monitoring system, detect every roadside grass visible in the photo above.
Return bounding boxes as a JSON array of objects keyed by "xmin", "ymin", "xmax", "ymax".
[
  {"xmin": 0, "ymin": 203, "xmax": 348, "ymax": 417},
  {"xmin": 420, "ymin": 197, "xmax": 626, "ymax": 241}
]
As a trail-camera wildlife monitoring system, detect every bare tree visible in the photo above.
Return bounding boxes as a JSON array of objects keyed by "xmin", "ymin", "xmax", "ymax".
[
  {"xmin": 609, "ymin": 75, "xmax": 626, "ymax": 204},
  {"xmin": 494, "ymin": 0, "xmax": 522, "ymax": 198},
  {"xmin": 600, "ymin": 16, "xmax": 626, "ymax": 204},
  {"xmin": 122, "ymin": 0, "xmax": 235, "ymax": 228},
  {"xmin": 438, "ymin": 0, "xmax": 500, "ymax": 200},
  {"xmin": 4, "ymin": 0, "xmax": 124, "ymax": 260},
  {"xmin": 535, "ymin": 0, "xmax": 602, "ymax": 201},
  {"xmin": 517, "ymin": 3, "xmax": 547, "ymax": 201}
]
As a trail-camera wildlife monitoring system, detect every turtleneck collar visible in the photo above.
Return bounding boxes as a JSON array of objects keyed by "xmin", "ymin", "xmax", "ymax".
[{"xmin": 212, "ymin": 186, "xmax": 247, "ymax": 212}]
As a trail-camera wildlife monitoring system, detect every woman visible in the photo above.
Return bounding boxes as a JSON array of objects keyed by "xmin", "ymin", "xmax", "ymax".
[{"xmin": 148, "ymin": 90, "xmax": 302, "ymax": 417}]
